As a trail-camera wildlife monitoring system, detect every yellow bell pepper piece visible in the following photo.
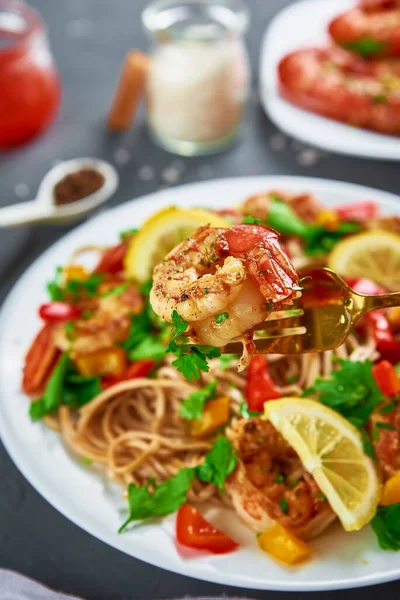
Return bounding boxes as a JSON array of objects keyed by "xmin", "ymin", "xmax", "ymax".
[
  {"xmin": 258, "ymin": 523, "xmax": 313, "ymax": 566},
  {"xmin": 74, "ymin": 346, "xmax": 127, "ymax": 378},
  {"xmin": 315, "ymin": 209, "xmax": 339, "ymax": 231},
  {"xmin": 381, "ymin": 471, "xmax": 400, "ymax": 506},
  {"xmin": 190, "ymin": 396, "xmax": 230, "ymax": 438},
  {"xmin": 63, "ymin": 264, "xmax": 89, "ymax": 283}
]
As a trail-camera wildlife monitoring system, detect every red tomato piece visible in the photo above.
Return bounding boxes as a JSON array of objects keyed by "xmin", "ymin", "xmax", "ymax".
[
  {"xmin": 335, "ymin": 201, "xmax": 379, "ymax": 223},
  {"xmin": 176, "ymin": 505, "xmax": 238, "ymax": 554},
  {"xmin": 246, "ymin": 355, "xmax": 281, "ymax": 413},
  {"xmin": 38, "ymin": 302, "xmax": 81, "ymax": 322},
  {"xmin": 346, "ymin": 278, "xmax": 386, "ymax": 296},
  {"xmin": 22, "ymin": 324, "xmax": 60, "ymax": 396},
  {"xmin": 278, "ymin": 47, "xmax": 400, "ymax": 135},
  {"xmin": 329, "ymin": 6, "xmax": 400, "ymax": 58},
  {"xmin": 372, "ymin": 360, "xmax": 400, "ymax": 396},
  {"xmin": 102, "ymin": 359, "xmax": 155, "ymax": 388},
  {"xmin": 94, "ymin": 243, "xmax": 127, "ymax": 274}
]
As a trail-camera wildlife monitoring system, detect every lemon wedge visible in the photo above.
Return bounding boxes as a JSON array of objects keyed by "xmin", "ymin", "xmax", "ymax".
[
  {"xmin": 263, "ymin": 398, "xmax": 381, "ymax": 532},
  {"xmin": 328, "ymin": 230, "xmax": 400, "ymax": 290},
  {"xmin": 124, "ymin": 206, "xmax": 228, "ymax": 283}
]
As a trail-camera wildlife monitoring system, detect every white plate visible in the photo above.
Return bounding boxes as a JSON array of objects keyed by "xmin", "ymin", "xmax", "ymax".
[
  {"xmin": 1, "ymin": 176, "xmax": 400, "ymax": 592},
  {"xmin": 259, "ymin": 0, "xmax": 400, "ymax": 161}
]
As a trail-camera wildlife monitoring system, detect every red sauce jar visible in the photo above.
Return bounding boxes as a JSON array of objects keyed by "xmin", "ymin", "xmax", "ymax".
[{"xmin": 0, "ymin": 0, "xmax": 61, "ymax": 149}]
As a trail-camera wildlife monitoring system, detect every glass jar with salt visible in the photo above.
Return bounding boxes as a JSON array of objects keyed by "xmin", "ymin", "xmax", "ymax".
[{"xmin": 142, "ymin": 0, "xmax": 250, "ymax": 156}]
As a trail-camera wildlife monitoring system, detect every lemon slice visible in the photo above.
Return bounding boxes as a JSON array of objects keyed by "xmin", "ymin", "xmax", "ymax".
[
  {"xmin": 328, "ymin": 230, "xmax": 400, "ymax": 289},
  {"xmin": 124, "ymin": 206, "xmax": 228, "ymax": 283},
  {"xmin": 263, "ymin": 398, "xmax": 381, "ymax": 532}
]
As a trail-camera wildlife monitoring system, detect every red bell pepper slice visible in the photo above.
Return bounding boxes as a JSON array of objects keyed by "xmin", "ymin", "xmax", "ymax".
[
  {"xmin": 245, "ymin": 355, "xmax": 281, "ymax": 413},
  {"xmin": 176, "ymin": 504, "xmax": 238, "ymax": 554},
  {"xmin": 38, "ymin": 302, "xmax": 81, "ymax": 322},
  {"xmin": 94, "ymin": 242, "xmax": 127, "ymax": 274},
  {"xmin": 102, "ymin": 359, "xmax": 155, "ymax": 389},
  {"xmin": 335, "ymin": 201, "xmax": 379, "ymax": 223},
  {"xmin": 372, "ymin": 360, "xmax": 400, "ymax": 397}
]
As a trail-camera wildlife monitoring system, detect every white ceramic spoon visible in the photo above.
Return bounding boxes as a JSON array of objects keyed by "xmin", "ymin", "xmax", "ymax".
[{"xmin": 0, "ymin": 157, "xmax": 119, "ymax": 227}]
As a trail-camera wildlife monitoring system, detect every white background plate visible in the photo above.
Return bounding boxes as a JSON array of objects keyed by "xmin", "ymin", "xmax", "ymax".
[
  {"xmin": 1, "ymin": 177, "xmax": 400, "ymax": 592},
  {"xmin": 259, "ymin": 0, "xmax": 400, "ymax": 161}
]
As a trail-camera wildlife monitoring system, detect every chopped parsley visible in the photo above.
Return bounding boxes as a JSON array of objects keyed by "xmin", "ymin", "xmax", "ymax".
[
  {"xmin": 242, "ymin": 216, "xmax": 260, "ymax": 224},
  {"xmin": 371, "ymin": 504, "xmax": 400, "ymax": 551},
  {"xmin": 195, "ymin": 437, "xmax": 237, "ymax": 493},
  {"xmin": 46, "ymin": 267, "xmax": 106, "ymax": 301},
  {"xmin": 372, "ymin": 94, "xmax": 387, "ymax": 105},
  {"xmin": 100, "ymin": 282, "xmax": 128, "ymax": 298},
  {"xmin": 304, "ymin": 359, "xmax": 384, "ymax": 428},
  {"xmin": 286, "ymin": 375, "xmax": 298, "ymax": 384},
  {"xmin": 379, "ymin": 402, "xmax": 396, "ymax": 415},
  {"xmin": 279, "ymin": 498, "xmax": 289, "ymax": 514},
  {"xmin": 361, "ymin": 428, "xmax": 376, "ymax": 458},
  {"xmin": 239, "ymin": 401, "xmax": 261, "ymax": 418},
  {"xmin": 266, "ymin": 302, "xmax": 274, "ymax": 313},
  {"xmin": 179, "ymin": 380, "xmax": 217, "ymax": 420},
  {"xmin": 276, "ymin": 474, "xmax": 285, "ymax": 484},
  {"xmin": 343, "ymin": 38, "xmax": 387, "ymax": 57},
  {"xmin": 215, "ymin": 312, "xmax": 229, "ymax": 324},
  {"xmin": 119, "ymin": 227, "xmax": 138, "ymax": 240},
  {"xmin": 65, "ymin": 321, "xmax": 74, "ymax": 341},
  {"xmin": 372, "ymin": 421, "xmax": 396, "ymax": 440}
]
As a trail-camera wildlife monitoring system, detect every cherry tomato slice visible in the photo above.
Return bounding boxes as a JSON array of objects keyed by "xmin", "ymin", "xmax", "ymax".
[
  {"xmin": 335, "ymin": 201, "xmax": 379, "ymax": 223},
  {"xmin": 246, "ymin": 355, "xmax": 281, "ymax": 413},
  {"xmin": 94, "ymin": 242, "xmax": 127, "ymax": 274},
  {"xmin": 22, "ymin": 324, "xmax": 60, "ymax": 396},
  {"xmin": 38, "ymin": 302, "xmax": 81, "ymax": 322},
  {"xmin": 176, "ymin": 504, "xmax": 238, "ymax": 554}
]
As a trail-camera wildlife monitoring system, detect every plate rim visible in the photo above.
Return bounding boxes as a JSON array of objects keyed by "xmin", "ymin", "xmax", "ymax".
[
  {"xmin": 259, "ymin": 0, "xmax": 400, "ymax": 161},
  {"xmin": 1, "ymin": 175, "xmax": 400, "ymax": 592}
]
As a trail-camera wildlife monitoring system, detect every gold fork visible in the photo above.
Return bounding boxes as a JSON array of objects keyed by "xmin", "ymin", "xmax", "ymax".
[{"xmin": 223, "ymin": 268, "xmax": 400, "ymax": 355}]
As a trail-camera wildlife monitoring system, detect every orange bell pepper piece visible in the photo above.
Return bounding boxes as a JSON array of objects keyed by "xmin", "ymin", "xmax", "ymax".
[
  {"xmin": 381, "ymin": 471, "xmax": 400, "ymax": 506},
  {"xmin": 74, "ymin": 346, "xmax": 127, "ymax": 378},
  {"xmin": 190, "ymin": 396, "xmax": 230, "ymax": 438},
  {"xmin": 258, "ymin": 523, "xmax": 313, "ymax": 566}
]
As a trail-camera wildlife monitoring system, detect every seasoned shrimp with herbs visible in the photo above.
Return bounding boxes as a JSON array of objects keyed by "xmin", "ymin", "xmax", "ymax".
[
  {"xmin": 226, "ymin": 417, "xmax": 336, "ymax": 540},
  {"xmin": 150, "ymin": 224, "xmax": 299, "ymax": 369}
]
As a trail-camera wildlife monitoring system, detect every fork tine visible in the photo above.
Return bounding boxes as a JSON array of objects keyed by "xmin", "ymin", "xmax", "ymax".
[{"xmin": 223, "ymin": 326, "xmax": 307, "ymax": 354}]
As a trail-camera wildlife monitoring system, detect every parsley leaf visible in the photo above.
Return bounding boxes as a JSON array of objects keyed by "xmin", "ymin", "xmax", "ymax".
[
  {"xmin": 30, "ymin": 355, "xmax": 101, "ymax": 419},
  {"xmin": 171, "ymin": 310, "xmax": 189, "ymax": 341},
  {"xmin": 266, "ymin": 198, "xmax": 360, "ymax": 257},
  {"xmin": 30, "ymin": 353, "xmax": 70, "ymax": 420},
  {"xmin": 242, "ymin": 216, "xmax": 260, "ymax": 224},
  {"xmin": 371, "ymin": 504, "xmax": 400, "ymax": 550},
  {"xmin": 179, "ymin": 380, "xmax": 217, "ymax": 420},
  {"xmin": 169, "ymin": 340, "xmax": 221, "ymax": 382},
  {"xmin": 129, "ymin": 337, "xmax": 167, "ymax": 362},
  {"xmin": 65, "ymin": 273, "xmax": 105, "ymax": 298},
  {"xmin": 361, "ymin": 428, "xmax": 376, "ymax": 458},
  {"xmin": 219, "ymin": 353, "xmax": 238, "ymax": 370},
  {"xmin": 195, "ymin": 437, "xmax": 237, "ymax": 492},
  {"xmin": 279, "ymin": 498, "xmax": 289, "ymax": 514},
  {"xmin": 47, "ymin": 266, "xmax": 64, "ymax": 301},
  {"xmin": 343, "ymin": 38, "xmax": 387, "ymax": 57},
  {"xmin": 215, "ymin": 312, "xmax": 229, "ymax": 324},
  {"xmin": 304, "ymin": 359, "xmax": 384, "ymax": 428},
  {"xmin": 379, "ymin": 402, "xmax": 396, "ymax": 415},
  {"xmin": 118, "ymin": 467, "xmax": 195, "ymax": 532}
]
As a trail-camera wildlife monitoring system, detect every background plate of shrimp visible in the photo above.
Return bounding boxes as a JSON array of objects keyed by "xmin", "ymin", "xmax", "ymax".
[
  {"xmin": 1, "ymin": 176, "xmax": 400, "ymax": 591},
  {"xmin": 260, "ymin": 0, "xmax": 400, "ymax": 160}
]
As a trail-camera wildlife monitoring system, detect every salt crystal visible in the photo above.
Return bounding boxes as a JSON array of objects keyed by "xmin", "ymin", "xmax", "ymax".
[
  {"xmin": 269, "ymin": 133, "xmax": 286, "ymax": 151},
  {"xmin": 296, "ymin": 149, "xmax": 319, "ymax": 167},
  {"xmin": 114, "ymin": 148, "xmax": 130, "ymax": 166},
  {"xmin": 138, "ymin": 165, "xmax": 155, "ymax": 181},
  {"xmin": 66, "ymin": 19, "xmax": 92, "ymax": 38},
  {"xmin": 14, "ymin": 183, "xmax": 29, "ymax": 198}
]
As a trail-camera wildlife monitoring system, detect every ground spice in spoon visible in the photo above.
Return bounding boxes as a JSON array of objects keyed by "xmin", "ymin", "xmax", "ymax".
[{"xmin": 53, "ymin": 168, "xmax": 105, "ymax": 205}]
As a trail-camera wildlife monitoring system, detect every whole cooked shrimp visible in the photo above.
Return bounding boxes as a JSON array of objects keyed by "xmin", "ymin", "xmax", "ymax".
[
  {"xmin": 226, "ymin": 417, "xmax": 336, "ymax": 540},
  {"xmin": 150, "ymin": 224, "xmax": 299, "ymax": 369}
]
